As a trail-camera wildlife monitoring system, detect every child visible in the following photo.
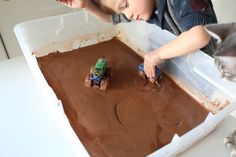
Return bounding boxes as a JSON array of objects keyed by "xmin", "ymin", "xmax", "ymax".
[{"xmin": 57, "ymin": 0, "xmax": 217, "ymax": 79}]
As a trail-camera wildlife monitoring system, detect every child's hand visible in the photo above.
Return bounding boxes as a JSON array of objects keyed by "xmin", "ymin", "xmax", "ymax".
[
  {"xmin": 57, "ymin": 0, "xmax": 113, "ymax": 23},
  {"xmin": 57, "ymin": 0, "xmax": 90, "ymax": 9},
  {"xmin": 144, "ymin": 51, "xmax": 163, "ymax": 78}
]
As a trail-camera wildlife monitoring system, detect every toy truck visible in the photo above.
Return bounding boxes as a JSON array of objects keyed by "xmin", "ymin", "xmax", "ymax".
[
  {"xmin": 85, "ymin": 58, "xmax": 110, "ymax": 90},
  {"xmin": 138, "ymin": 63, "xmax": 162, "ymax": 85}
]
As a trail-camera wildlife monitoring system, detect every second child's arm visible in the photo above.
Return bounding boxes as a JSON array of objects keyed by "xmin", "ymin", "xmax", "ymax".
[
  {"xmin": 86, "ymin": 2, "xmax": 112, "ymax": 23},
  {"xmin": 57, "ymin": 0, "xmax": 112, "ymax": 23},
  {"xmin": 144, "ymin": 25, "xmax": 211, "ymax": 78}
]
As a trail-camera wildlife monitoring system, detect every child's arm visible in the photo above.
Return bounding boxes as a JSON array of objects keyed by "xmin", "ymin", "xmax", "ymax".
[
  {"xmin": 144, "ymin": 25, "xmax": 211, "ymax": 78},
  {"xmin": 57, "ymin": 0, "xmax": 112, "ymax": 23},
  {"xmin": 86, "ymin": 1, "xmax": 112, "ymax": 23}
]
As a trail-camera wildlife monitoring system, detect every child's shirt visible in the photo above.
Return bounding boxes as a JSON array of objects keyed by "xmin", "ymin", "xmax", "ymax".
[
  {"xmin": 147, "ymin": 0, "xmax": 217, "ymax": 34},
  {"xmin": 149, "ymin": 0, "xmax": 217, "ymax": 55}
]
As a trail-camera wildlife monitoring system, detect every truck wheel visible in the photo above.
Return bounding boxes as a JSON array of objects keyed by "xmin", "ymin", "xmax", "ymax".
[
  {"xmin": 85, "ymin": 74, "xmax": 92, "ymax": 87},
  {"xmin": 138, "ymin": 70, "xmax": 145, "ymax": 79},
  {"xmin": 100, "ymin": 78, "xmax": 109, "ymax": 90}
]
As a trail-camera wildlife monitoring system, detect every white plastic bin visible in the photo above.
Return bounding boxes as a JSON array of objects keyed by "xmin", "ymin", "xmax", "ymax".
[{"xmin": 14, "ymin": 11, "xmax": 236, "ymax": 157}]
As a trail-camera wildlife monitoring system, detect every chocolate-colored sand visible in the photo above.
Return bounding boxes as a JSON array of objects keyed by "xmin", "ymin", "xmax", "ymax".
[{"xmin": 37, "ymin": 39, "xmax": 209, "ymax": 157}]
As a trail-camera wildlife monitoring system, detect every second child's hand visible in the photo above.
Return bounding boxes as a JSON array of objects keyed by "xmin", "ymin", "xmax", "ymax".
[
  {"xmin": 56, "ymin": 0, "xmax": 89, "ymax": 8},
  {"xmin": 57, "ymin": 0, "xmax": 113, "ymax": 23},
  {"xmin": 144, "ymin": 51, "xmax": 163, "ymax": 78}
]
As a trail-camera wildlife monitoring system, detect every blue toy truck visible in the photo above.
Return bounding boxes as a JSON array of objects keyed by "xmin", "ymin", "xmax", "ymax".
[
  {"xmin": 138, "ymin": 63, "xmax": 162, "ymax": 84},
  {"xmin": 85, "ymin": 58, "xmax": 110, "ymax": 90}
]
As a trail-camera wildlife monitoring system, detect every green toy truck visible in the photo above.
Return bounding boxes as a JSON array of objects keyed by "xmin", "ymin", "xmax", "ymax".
[{"xmin": 85, "ymin": 58, "xmax": 110, "ymax": 90}]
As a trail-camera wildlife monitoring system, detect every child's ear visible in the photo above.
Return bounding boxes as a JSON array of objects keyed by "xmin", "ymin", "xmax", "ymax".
[{"xmin": 205, "ymin": 23, "xmax": 235, "ymax": 44}]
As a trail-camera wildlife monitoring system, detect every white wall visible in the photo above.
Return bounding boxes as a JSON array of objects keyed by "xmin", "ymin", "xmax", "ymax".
[
  {"xmin": 212, "ymin": 0, "xmax": 236, "ymax": 23},
  {"xmin": 0, "ymin": 0, "xmax": 75, "ymax": 60}
]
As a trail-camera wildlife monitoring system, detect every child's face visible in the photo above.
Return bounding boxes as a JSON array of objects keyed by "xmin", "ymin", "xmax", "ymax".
[{"xmin": 102, "ymin": 0, "xmax": 155, "ymax": 21}]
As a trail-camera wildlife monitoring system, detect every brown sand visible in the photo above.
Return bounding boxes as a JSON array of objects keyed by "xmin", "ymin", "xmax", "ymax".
[{"xmin": 37, "ymin": 38, "xmax": 209, "ymax": 157}]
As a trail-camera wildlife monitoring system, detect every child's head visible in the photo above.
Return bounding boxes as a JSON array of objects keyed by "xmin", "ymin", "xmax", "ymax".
[{"xmin": 92, "ymin": 0, "xmax": 156, "ymax": 21}]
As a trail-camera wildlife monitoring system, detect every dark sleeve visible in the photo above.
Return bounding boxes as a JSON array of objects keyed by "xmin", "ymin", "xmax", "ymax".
[
  {"xmin": 111, "ymin": 13, "xmax": 131, "ymax": 25},
  {"xmin": 174, "ymin": 0, "xmax": 217, "ymax": 31}
]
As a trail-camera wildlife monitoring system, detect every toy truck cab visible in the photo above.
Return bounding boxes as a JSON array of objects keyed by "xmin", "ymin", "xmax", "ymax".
[
  {"xmin": 85, "ymin": 58, "xmax": 110, "ymax": 90},
  {"xmin": 91, "ymin": 58, "xmax": 107, "ymax": 83}
]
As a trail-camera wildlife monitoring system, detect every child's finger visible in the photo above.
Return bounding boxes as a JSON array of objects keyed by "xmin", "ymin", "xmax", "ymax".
[
  {"xmin": 57, "ymin": 0, "xmax": 68, "ymax": 5},
  {"xmin": 57, "ymin": 0, "xmax": 67, "ymax": 3},
  {"xmin": 148, "ymin": 67, "xmax": 153, "ymax": 78},
  {"xmin": 144, "ymin": 63, "xmax": 151, "ymax": 78},
  {"xmin": 61, "ymin": 0, "xmax": 72, "ymax": 7},
  {"xmin": 144, "ymin": 63, "xmax": 148, "ymax": 76},
  {"xmin": 150, "ymin": 67, "xmax": 155, "ymax": 78},
  {"xmin": 147, "ymin": 66, "xmax": 155, "ymax": 78},
  {"xmin": 68, "ymin": 0, "xmax": 73, "ymax": 7}
]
